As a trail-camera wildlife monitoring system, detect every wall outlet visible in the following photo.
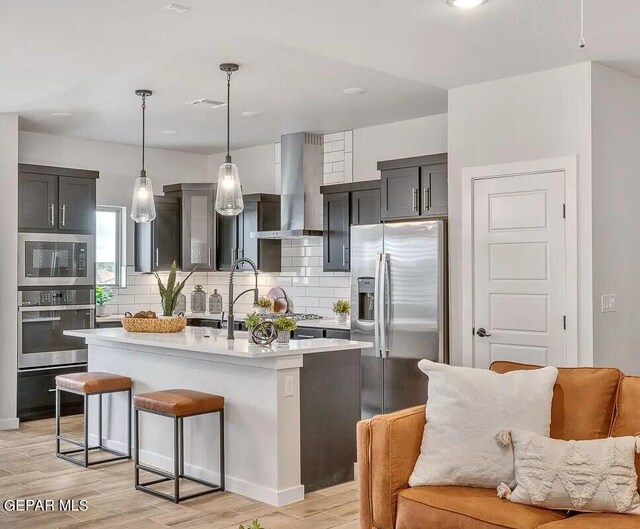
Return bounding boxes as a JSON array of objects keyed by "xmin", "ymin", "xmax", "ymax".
[
  {"xmin": 284, "ymin": 376, "xmax": 295, "ymax": 397},
  {"xmin": 601, "ymin": 294, "xmax": 617, "ymax": 313}
]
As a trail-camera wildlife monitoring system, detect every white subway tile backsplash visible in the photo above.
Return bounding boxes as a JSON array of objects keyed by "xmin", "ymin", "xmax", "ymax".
[
  {"xmin": 324, "ymin": 151, "xmax": 344, "ymax": 163},
  {"xmin": 324, "ymin": 132, "xmax": 344, "ymax": 143},
  {"xmin": 332, "ymin": 161, "xmax": 344, "ymax": 173}
]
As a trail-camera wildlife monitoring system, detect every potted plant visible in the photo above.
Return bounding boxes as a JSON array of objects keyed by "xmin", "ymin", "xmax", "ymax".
[
  {"xmin": 254, "ymin": 296, "xmax": 271, "ymax": 315},
  {"xmin": 244, "ymin": 311, "xmax": 264, "ymax": 343},
  {"xmin": 273, "ymin": 315, "xmax": 297, "ymax": 344},
  {"xmin": 153, "ymin": 261, "xmax": 195, "ymax": 317},
  {"xmin": 239, "ymin": 521, "xmax": 264, "ymax": 529},
  {"xmin": 95, "ymin": 286, "xmax": 114, "ymax": 317},
  {"xmin": 333, "ymin": 299, "xmax": 351, "ymax": 323}
]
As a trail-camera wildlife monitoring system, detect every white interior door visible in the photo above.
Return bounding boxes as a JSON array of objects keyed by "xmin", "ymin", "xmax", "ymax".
[{"xmin": 473, "ymin": 171, "xmax": 566, "ymax": 368}]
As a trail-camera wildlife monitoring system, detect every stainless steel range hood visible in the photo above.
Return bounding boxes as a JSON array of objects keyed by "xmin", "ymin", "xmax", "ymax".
[{"xmin": 255, "ymin": 132, "xmax": 324, "ymax": 239}]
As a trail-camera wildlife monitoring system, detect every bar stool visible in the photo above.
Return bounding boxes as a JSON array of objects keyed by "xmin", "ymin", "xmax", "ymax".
[
  {"xmin": 55, "ymin": 372, "xmax": 132, "ymax": 467},
  {"xmin": 133, "ymin": 389, "xmax": 225, "ymax": 503}
]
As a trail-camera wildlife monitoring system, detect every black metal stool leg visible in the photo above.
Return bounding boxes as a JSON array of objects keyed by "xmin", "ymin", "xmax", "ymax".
[
  {"xmin": 134, "ymin": 408, "xmax": 140, "ymax": 487},
  {"xmin": 55, "ymin": 388, "xmax": 61, "ymax": 456},
  {"xmin": 127, "ymin": 389, "xmax": 132, "ymax": 459},
  {"xmin": 219, "ymin": 409, "xmax": 225, "ymax": 491},
  {"xmin": 98, "ymin": 393, "xmax": 103, "ymax": 449},
  {"xmin": 179, "ymin": 417, "xmax": 184, "ymax": 477},
  {"xmin": 83, "ymin": 393, "xmax": 89, "ymax": 467},
  {"xmin": 173, "ymin": 416, "xmax": 180, "ymax": 503}
]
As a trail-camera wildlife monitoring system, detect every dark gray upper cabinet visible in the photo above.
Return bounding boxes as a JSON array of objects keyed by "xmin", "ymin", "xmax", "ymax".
[
  {"xmin": 420, "ymin": 163, "xmax": 448, "ymax": 218},
  {"xmin": 135, "ymin": 196, "xmax": 181, "ymax": 272},
  {"xmin": 323, "ymin": 192, "xmax": 350, "ymax": 272},
  {"xmin": 381, "ymin": 167, "xmax": 421, "ymax": 220},
  {"xmin": 378, "ymin": 154, "xmax": 448, "ymax": 221},
  {"xmin": 164, "ymin": 183, "xmax": 216, "ymax": 271},
  {"xmin": 18, "ymin": 164, "xmax": 98, "ymax": 233},
  {"xmin": 217, "ymin": 194, "xmax": 281, "ymax": 272},
  {"xmin": 58, "ymin": 177, "xmax": 96, "ymax": 232},
  {"xmin": 351, "ymin": 188, "xmax": 381, "ymax": 226},
  {"xmin": 18, "ymin": 173, "xmax": 58, "ymax": 231}
]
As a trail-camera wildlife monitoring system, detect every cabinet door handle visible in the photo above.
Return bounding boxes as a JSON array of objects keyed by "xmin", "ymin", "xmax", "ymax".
[
  {"xmin": 424, "ymin": 188, "xmax": 430, "ymax": 211},
  {"xmin": 412, "ymin": 189, "xmax": 418, "ymax": 212},
  {"xmin": 342, "ymin": 245, "xmax": 349, "ymax": 266},
  {"xmin": 208, "ymin": 248, "xmax": 212, "ymax": 267},
  {"xmin": 61, "ymin": 204, "xmax": 66, "ymax": 226},
  {"xmin": 155, "ymin": 248, "xmax": 159, "ymax": 268},
  {"xmin": 50, "ymin": 204, "xmax": 55, "ymax": 226}
]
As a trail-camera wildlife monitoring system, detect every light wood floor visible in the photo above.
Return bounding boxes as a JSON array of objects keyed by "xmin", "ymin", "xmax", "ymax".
[{"xmin": 0, "ymin": 415, "xmax": 360, "ymax": 528}]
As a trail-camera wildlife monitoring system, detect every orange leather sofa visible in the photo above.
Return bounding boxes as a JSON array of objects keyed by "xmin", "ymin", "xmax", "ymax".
[{"xmin": 357, "ymin": 361, "xmax": 640, "ymax": 529}]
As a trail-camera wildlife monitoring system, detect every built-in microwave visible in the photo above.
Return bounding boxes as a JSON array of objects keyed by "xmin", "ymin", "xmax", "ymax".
[{"xmin": 18, "ymin": 233, "xmax": 94, "ymax": 287}]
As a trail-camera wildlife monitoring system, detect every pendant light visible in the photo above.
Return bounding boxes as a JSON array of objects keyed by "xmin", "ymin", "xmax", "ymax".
[
  {"xmin": 130, "ymin": 89, "xmax": 157, "ymax": 223},
  {"xmin": 215, "ymin": 63, "xmax": 244, "ymax": 216}
]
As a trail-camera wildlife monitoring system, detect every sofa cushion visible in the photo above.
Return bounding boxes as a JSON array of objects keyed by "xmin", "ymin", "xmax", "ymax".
[
  {"xmin": 490, "ymin": 361, "xmax": 621, "ymax": 440},
  {"xmin": 611, "ymin": 376, "xmax": 640, "ymax": 490},
  {"xmin": 540, "ymin": 513, "xmax": 640, "ymax": 528},
  {"xmin": 395, "ymin": 486, "xmax": 567, "ymax": 529}
]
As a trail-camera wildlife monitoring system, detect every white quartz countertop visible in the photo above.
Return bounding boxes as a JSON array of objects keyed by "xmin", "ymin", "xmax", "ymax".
[
  {"xmin": 96, "ymin": 313, "xmax": 350, "ymax": 331},
  {"xmin": 65, "ymin": 327, "xmax": 370, "ymax": 360}
]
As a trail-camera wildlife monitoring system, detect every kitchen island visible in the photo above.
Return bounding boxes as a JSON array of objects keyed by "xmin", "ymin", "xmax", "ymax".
[{"xmin": 64, "ymin": 327, "xmax": 369, "ymax": 506}]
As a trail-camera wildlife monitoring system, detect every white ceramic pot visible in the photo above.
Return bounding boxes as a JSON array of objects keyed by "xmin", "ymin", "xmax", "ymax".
[
  {"xmin": 255, "ymin": 307, "xmax": 267, "ymax": 315},
  {"xmin": 96, "ymin": 304, "xmax": 109, "ymax": 317},
  {"xmin": 276, "ymin": 332, "xmax": 290, "ymax": 344},
  {"xmin": 336, "ymin": 312, "xmax": 349, "ymax": 323}
]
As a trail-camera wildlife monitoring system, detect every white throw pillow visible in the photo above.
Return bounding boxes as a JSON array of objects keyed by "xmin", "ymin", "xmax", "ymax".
[
  {"xmin": 496, "ymin": 428, "xmax": 640, "ymax": 514},
  {"xmin": 409, "ymin": 361, "xmax": 558, "ymax": 489}
]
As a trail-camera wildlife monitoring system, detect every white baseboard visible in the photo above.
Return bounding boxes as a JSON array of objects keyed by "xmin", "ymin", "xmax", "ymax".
[
  {"xmin": 0, "ymin": 417, "xmax": 19, "ymax": 430},
  {"xmin": 89, "ymin": 435, "xmax": 305, "ymax": 506}
]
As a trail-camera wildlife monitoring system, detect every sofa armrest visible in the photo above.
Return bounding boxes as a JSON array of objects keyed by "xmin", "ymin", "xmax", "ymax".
[{"xmin": 357, "ymin": 405, "xmax": 426, "ymax": 529}]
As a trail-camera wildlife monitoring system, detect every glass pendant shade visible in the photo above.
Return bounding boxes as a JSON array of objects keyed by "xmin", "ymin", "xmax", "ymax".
[
  {"xmin": 215, "ymin": 162, "xmax": 244, "ymax": 216},
  {"xmin": 130, "ymin": 175, "xmax": 156, "ymax": 223}
]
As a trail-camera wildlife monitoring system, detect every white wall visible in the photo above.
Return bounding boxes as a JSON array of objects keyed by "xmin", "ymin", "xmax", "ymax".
[
  {"xmin": 0, "ymin": 114, "xmax": 19, "ymax": 429},
  {"xmin": 591, "ymin": 64, "xmax": 640, "ymax": 374},
  {"xmin": 207, "ymin": 143, "xmax": 276, "ymax": 194},
  {"xmin": 19, "ymin": 131, "xmax": 210, "ymax": 264},
  {"xmin": 353, "ymin": 113, "xmax": 448, "ymax": 181},
  {"xmin": 448, "ymin": 63, "xmax": 593, "ymax": 367}
]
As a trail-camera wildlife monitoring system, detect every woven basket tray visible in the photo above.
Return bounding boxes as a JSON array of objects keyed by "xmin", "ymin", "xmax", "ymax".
[{"xmin": 121, "ymin": 314, "xmax": 187, "ymax": 333}]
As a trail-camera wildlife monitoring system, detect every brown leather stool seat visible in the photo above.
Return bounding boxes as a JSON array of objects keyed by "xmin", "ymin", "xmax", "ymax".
[
  {"xmin": 56, "ymin": 372, "xmax": 132, "ymax": 395},
  {"xmin": 133, "ymin": 389, "xmax": 224, "ymax": 417}
]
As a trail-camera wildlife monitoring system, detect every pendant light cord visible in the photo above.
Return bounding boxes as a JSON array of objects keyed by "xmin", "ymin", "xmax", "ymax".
[
  {"xmin": 226, "ymin": 71, "xmax": 232, "ymax": 164},
  {"xmin": 141, "ymin": 93, "xmax": 147, "ymax": 177},
  {"xmin": 579, "ymin": 0, "xmax": 586, "ymax": 48}
]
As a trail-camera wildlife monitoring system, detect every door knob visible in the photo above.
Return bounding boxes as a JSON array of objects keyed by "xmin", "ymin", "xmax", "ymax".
[{"xmin": 476, "ymin": 327, "xmax": 492, "ymax": 338}]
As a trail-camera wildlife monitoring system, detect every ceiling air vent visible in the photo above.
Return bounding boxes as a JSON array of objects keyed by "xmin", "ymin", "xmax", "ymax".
[{"xmin": 186, "ymin": 98, "xmax": 226, "ymax": 108}]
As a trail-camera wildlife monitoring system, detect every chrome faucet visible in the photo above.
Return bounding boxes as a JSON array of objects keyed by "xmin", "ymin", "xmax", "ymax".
[{"xmin": 227, "ymin": 257, "xmax": 259, "ymax": 340}]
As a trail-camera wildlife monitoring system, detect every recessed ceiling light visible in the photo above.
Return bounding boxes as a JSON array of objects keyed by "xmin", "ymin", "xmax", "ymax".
[
  {"xmin": 186, "ymin": 98, "xmax": 226, "ymax": 108},
  {"xmin": 161, "ymin": 130, "xmax": 179, "ymax": 136},
  {"xmin": 343, "ymin": 87, "xmax": 368, "ymax": 96},
  {"xmin": 241, "ymin": 111, "xmax": 262, "ymax": 118},
  {"xmin": 447, "ymin": 0, "xmax": 487, "ymax": 8},
  {"xmin": 53, "ymin": 112, "xmax": 74, "ymax": 119},
  {"xmin": 164, "ymin": 3, "xmax": 190, "ymax": 14}
]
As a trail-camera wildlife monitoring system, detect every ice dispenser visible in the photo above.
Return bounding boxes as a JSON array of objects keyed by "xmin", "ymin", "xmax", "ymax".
[{"xmin": 357, "ymin": 277, "xmax": 375, "ymax": 321}]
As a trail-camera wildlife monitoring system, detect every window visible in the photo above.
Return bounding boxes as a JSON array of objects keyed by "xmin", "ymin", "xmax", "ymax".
[{"xmin": 96, "ymin": 206, "xmax": 126, "ymax": 287}]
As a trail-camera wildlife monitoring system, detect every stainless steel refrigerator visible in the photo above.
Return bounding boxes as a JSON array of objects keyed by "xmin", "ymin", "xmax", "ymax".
[{"xmin": 350, "ymin": 221, "xmax": 448, "ymax": 418}]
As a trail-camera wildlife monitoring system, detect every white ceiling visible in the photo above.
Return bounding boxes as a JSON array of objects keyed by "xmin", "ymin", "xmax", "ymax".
[{"xmin": 2, "ymin": 0, "xmax": 639, "ymax": 154}]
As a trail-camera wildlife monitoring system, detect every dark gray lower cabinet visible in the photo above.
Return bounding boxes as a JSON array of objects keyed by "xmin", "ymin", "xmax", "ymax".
[
  {"xmin": 135, "ymin": 196, "xmax": 181, "ymax": 272},
  {"xmin": 323, "ymin": 192, "xmax": 350, "ymax": 272},
  {"xmin": 18, "ymin": 365, "xmax": 86, "ymax": 421}
]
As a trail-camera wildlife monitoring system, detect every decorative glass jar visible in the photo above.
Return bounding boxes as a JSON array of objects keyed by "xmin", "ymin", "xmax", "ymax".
[
  {"xmin": 173, "ymin": 293, "xmax": 186, "ymax": 315},
  {"xmin": 209, "ymin": 289, "xmax": 223, "ymax": 314},
  {"xmin": 190, "ymin": 285, "xmax": 206, "ymax": 314}
]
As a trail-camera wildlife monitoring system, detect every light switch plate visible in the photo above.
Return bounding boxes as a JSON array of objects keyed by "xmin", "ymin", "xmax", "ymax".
[
  {"xmin": 284, "ymin": 376, "xmax": 295, "ymax": 397},
  {"xmin": 601, "ymin": 294, "xmax": 617, "ymax": 313}
]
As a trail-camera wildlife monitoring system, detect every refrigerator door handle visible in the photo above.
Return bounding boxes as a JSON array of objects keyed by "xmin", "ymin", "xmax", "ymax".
[
  {"xmin": 374, "ymin": 253, "xmax": 382, "ymax": 357},
  {"xmin": 379, "ymin": 253, "xmax": 390, "ymax": 358}
]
